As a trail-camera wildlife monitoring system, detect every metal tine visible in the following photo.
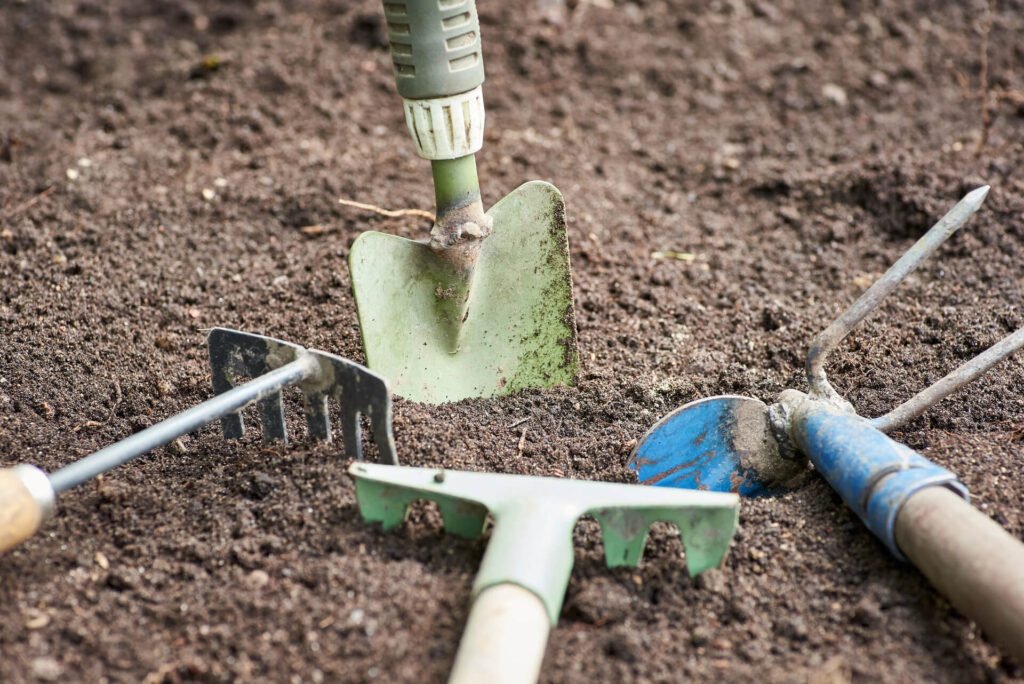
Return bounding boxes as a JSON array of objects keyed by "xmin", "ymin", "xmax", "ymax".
[
  {"xmin": 871, "ymin": 326, "xmax": 1024, "ymax": 432},
  {"xmin": 339, "ymin": 404, "xmax": 364, "ymax": 461},
  {"xmin": 207, "ymin": 328, "xmax": 305, "ymax": 441},
  {"xmin": 302, "ymin": 390, "xmax": 331, "ymax": 441},
  {"xmin": 258, "ymin": 393, "xmax": 289, "ymax": 443},
  {"xmin": 806, "ymin": 186, "xmax": 991, "ymax": 403}
]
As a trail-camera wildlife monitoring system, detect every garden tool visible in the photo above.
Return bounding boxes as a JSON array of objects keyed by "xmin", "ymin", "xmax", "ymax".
[
  {"xmin": 348, "ymin": 0, "xmax": 580, "ymax": 404},
  {"xmin": 630, "ymin": 185, "xmax": 1024, "ymax": 661},
  {"xmin": 0, "ymin": 328, "xmax": 397, "ymax": 554},
  {"xmin": 349, "ymin": 462, "xmax": 738, "ymax": 684}
]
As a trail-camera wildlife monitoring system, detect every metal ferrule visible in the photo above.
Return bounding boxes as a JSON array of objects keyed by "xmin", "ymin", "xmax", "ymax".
[
  {"xmin": 14, "ymin": 464, "xmax": 57, "ymax": 521},
  {"xmin": 783, "ymin": 393, "xmax": 968, "ymax": 559}
]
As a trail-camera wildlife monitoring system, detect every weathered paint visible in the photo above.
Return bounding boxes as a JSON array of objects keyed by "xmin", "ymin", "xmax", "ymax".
[
  {"xmin": 629, "ymin": 396, "xmax": 802, "ymax": 497},
  {"xmin": 791, "ymin": 398, "xmax": 968, "ymax": 559},
  {"xmin": 349, "ymin": 180, "xmax": 580, "ymax": 404}
]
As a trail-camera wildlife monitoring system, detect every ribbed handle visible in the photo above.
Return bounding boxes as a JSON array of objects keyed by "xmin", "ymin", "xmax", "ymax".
[{"xmin": 383, "ymin": 0, "xmax": 485, "ymax": 100}]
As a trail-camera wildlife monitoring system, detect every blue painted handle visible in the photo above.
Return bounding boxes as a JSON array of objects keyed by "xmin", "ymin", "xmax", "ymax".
[{"xmin": 791, "ymin": 404, "xmax": 968, "ymax": 559}]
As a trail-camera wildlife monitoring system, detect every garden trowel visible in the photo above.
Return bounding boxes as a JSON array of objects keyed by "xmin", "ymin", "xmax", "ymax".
[{"xmin": 349, "ymin": 0, "xmax": 579, "ymax": 404}]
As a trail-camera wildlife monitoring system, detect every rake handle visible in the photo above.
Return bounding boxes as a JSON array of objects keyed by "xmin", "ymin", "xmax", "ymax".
[
  {"xmin": 896, "ymin": 486, "xmax": 1024, "ymax": 663},
  {"xmin": 0, "ymin": 467, "xmax": 52, "ymax": 553},
  {"xmin": 448, "ymin": 583, "xmax": 551, "ymax": 684}
]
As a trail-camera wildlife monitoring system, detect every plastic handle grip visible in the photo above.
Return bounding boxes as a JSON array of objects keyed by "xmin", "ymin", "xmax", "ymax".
[{"xmin": 382, "ymin": 0, "xmax": 485, "ymax": 100}]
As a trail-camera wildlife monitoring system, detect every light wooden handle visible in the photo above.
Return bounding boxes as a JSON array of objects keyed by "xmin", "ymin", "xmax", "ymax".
[
  {"xmin": 0, "ymin": 466, "xmax": 54, "ymax": 554},
  {"xmin": 896, "ymin": 486, "xmax": 1024, "ymax": 663},
  {"xmin": 448, "ymin": 584, "xmax": 552, "ymax": 684}
]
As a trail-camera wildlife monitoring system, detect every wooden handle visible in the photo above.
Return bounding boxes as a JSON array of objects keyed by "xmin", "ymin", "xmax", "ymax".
[
  {"xmin": 896, "ymin": 486, "xmax": 1024, "ymax": 663},
  {"xmin": 0, "ymin": 466, "xmax": 52, "ymax": 553},
  {"xmin": 448, "ymin": 584, "xmax": 552, "ymax": 684}
]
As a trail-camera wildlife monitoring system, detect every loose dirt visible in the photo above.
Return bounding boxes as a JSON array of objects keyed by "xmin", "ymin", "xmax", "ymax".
[{"xmin": 2, "ymin": 1, "xmax": 1023, "ymax": 682}]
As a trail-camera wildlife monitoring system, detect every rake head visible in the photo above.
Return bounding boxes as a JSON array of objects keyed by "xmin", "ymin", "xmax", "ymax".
[{"xmin": 208, "ymin": 328, "xmax": 397, "ymax": 464}]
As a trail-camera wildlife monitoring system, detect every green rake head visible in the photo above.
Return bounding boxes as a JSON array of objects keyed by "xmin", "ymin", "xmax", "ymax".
[{"xmin": 349, "ymin": 463, "xmax": 739, "ymax": 624}]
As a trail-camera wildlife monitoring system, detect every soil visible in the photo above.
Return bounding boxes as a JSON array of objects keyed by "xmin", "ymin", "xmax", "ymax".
[{"xmin": 2, "ymin": 0, "xmax": 1024, "ymax": 682}]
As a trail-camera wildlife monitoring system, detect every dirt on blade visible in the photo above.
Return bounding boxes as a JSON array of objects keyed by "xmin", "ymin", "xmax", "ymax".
[{"xmin": 1, "ymin": 1, "xmax": 1023, "ymax": 682}]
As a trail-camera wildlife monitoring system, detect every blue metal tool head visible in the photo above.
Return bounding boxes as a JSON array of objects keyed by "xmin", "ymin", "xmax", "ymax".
[{"xmin": 628, "ymin": 396, "xmax": 804, "ymax": 497}]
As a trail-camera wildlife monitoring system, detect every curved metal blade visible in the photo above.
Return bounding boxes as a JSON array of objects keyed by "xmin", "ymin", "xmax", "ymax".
[{"xmin": 629, "ymin": 396, "xmax": 800, "ymax": 497}]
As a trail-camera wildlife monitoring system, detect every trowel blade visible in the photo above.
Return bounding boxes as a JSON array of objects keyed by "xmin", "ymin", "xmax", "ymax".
[
  {"xmin": 629, "ymin": 396, "xmax": 800, "ymax": 497},
  {"xmin": 349, "ymin": 180, "xmax": 579, "ymax": 404}
]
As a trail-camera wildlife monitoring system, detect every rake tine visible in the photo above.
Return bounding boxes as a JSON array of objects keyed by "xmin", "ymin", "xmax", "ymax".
[
  {"xmin": 303, "ymin": 390, "xmax": 331, "ymax": 441},
  {"xmin": 258, "ymin": 392, "xmax": 289, "ymax": 443},
  {"xmin": 371, "ymin": 407, "xmax": 398, "ymax": 466},
  {"xmin": 871, "ymin": 325, "xmax": 1024, "ymax": 432},
  {"xmin": 208, "ymin": 329, "xmax": 246, "ymax": 439},
  {"xmin": 339, "ymin": 404, "xmax": 364, "ymax": 461},
  {"xmin": 806, "ymin": 186, "xmax": 990, "ymax": 402}
]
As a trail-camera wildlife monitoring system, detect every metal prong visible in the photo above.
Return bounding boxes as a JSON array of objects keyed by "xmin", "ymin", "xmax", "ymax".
[
  {"xmin": 303, "ymin": 391, "xmax": 331, "ymax": 441},
  {"xmin": 340, "ymin": 406, "xmax": 364, "ymax": 461},
  {"xmin": 871, "ymin": 326, "xmax": 1024, "ymax": 432},
  {"xmin": 258, "ymin": 392, "xmax": 288, "ymax": 442},
  {"xmin": 806, "ymin": 186, "xmax": 991, "ymax": 402}
]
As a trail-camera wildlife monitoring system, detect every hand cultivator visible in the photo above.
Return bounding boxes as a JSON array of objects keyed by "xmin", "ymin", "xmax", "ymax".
[
  {"xmin": 0, "ymin": 328, "xmax": 396, "ymax": 554},
  {"xmin": 630, "ymin": 186, "xmax": 1024, "ymax": 660},
  {"xmin": 349, "ymin": 0, "xmax": 580, "ymax": 404},
  {"xmin": 350, "ymin": 462, "xmax": 739, "ymax": 684}
]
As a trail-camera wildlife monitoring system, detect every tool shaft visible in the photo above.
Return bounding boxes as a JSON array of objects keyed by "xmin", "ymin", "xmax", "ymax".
[
  {"xmin": 895, "ymin": 486, "xmax": 1024, "ymax": 663},
  {"xmin": 48, "ymin": 356, "xmax": 317, "ymax": 493},
  {"xmin": 448, "ymin": 583, "xmax": 550, "ymax": 684}
]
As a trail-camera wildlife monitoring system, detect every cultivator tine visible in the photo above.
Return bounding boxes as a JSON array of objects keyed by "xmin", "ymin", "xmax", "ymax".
[
  {"xmin": 806, "ymin": 186, "xmax": 990, "ymax": 403},
  {"xmin": 871, "ymin": 325, "xmax": 1024, "ymax": 432}
]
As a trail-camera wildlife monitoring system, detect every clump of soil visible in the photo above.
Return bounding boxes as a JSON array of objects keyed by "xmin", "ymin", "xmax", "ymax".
[{"xmin": 2, "ymin": 1, "xmax": 1023, "ymax": 682}]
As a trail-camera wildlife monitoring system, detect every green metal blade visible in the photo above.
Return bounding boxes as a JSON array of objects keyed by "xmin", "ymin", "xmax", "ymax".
[{"xmin": 349, "ymin": 180, "xmax": 580, "ymax": 404}]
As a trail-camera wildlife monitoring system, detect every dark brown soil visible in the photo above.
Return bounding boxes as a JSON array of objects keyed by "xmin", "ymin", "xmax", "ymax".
[{"xmin": 2, "ymin": 0, "xmax": 1024, "ymax": 681}]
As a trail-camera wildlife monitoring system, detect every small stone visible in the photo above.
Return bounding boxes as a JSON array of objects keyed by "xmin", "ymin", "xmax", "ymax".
[
  {"xmin": 822, "ymin": 83, "xmax": 848, "ymax": 106},
  {"xmin": 213, "ymin": 177, "xmax": 228, "ymax": 188},
  {"xmin": 348, "ymin": 608, "xmax": 365, "ymax": 625},
  {"xmin": 30, "ymin": 657, "xmax": 63, "ymax": 681},
  {"xmin": 65, "ymin": 168, "xmax": 79, "ymax": 180},
  {"xmin": 24, "ymin": 610, "xmax": 50, "ymax": 630},
  {"xmin": 690, "ymin": 625, "xmax": 712, "ymax": 646},
  {"xmin": 852, "ymin": 596, "xmax": 882, "ymax": 627},
  {"xmin": 201, "ymin": 187, "xmax": 216, "ymax": 201},
  {"xmin": 94, "ymin": 551, "xmax": 109, "ymax": 570},
  {"xmin": 246, "ymin": 570, "xmax": 270, "ymax": 589}
]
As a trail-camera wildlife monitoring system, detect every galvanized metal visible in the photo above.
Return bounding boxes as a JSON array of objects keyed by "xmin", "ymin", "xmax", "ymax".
[
  {"xmin": 350, "ymin": 181, "xmax": 580, "ymax": 404},
  {"xmin": 208, "ymin": 329, "xmax": 397, "ymax": 463},
  {"xmin": 806, "ymin": 186, "xmax": 990, "ymax": 404},
  {"xmin": 349, "ymin": 462, "xmax": 738, "ymax": 624},
  {"xmin": 47, "ymin": 328, "xmax": 397, "ymax": 494}
]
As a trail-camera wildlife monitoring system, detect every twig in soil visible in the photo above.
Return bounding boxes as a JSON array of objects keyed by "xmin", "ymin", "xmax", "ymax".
[
  {"xmin": 651, "ymin": 250, "xmax": 697, "ymax": 262},
  {"xmin": 517, "ymin": 427, "xmax": 528, "ymax": 457},
  {"xmin": 507, "ymin": 416, "xmax": 531, "ymax": 429},
  {"xmin": 338, "ymin": 197, "xmax": 435, "ymax": 222},
  {"xmin": 1, "ymin": 186, "xmax": 55, "ymax": 220}
]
